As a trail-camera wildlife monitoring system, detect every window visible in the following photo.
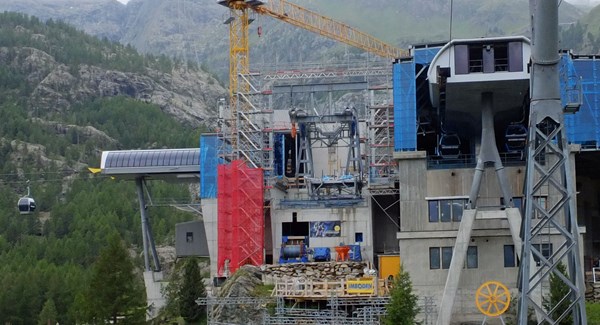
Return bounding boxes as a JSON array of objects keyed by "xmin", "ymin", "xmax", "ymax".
[
  {"xmin": 428, "ymin": 199, "xmax": 467, "ymax": 223},
  {"xmin": 429, "ymin": 247, "xmax": 440, "ymax": 269},
  {"xmin": 429, "ymin": 201, "xmax": 439, "ymax": 222},
  {"xmin": 467, "ymin": 246, "xmax": 478, "ymax": 269},
  {"xmin": 186, "ymin": 232, "xmax": 194, "ymax": 243},
  {"xmin": 504, "ymin": 245, "xmax": 518, "ymax": 267},
  {"xmin": 442, "ymin": 247, "xmax": 453, "ymax": 269},
  {"xmin": 355, "ymin": 232, "xmax": 363, "ymax": 243},
  {"xmin": 533, "ymin": 197, "xmax": 547, "ymax": 219},
  {"xmin": 440, "ymin": 200, "xmax": 451, "ymax": 222},
  {"xmin": 532, "ymin": 243, "xmax": 553, "ymax": 266},
  {"xmin": 451, "ymin": 200, "xmax": 464, "ymax": 222}
]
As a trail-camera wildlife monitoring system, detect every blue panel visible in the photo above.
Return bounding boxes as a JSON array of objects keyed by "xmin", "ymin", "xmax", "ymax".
[
  {"xmin": 273, "ymin": 133, "xmax": 285, "ymax": 177},
  {"xmin": 200, "ymin": 135, "xmax": 219, "ymax": 198},
  {"xmin": 394, "ymin": 61, "xmax": 417, "ymax": 151},
  {"xmin": 413, "ymin": 47, "xmax": 441, "ymax": 65},
  {"xmin": 561, "ymin": 56, "xmax": 600, "ymax": 149}
]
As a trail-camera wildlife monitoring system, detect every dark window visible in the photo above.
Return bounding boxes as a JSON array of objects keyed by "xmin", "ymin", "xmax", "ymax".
[
  {"xmin": 467, "ymin": 246, "xmax": 478, "ymax": 269},
  {"xmin": 532, "ymin": 243, "xmax": 553, "ymax": 265},
  {"xmin": 494, "ymin": 43, "xmax": 509, "ymax": 71},
  {"xmin": 186, "ymin": 232, "xmax": 193, "ymax": 243},
  {"xmin": 469, "ymin": 45, "xmax": 483, "ymax": 73},
  {"xmin": 355, "ymin": 232, "xmax": 363, "ymax": 243},
  {"xmin": 452, "ymin": 200, "xmax": 464, "ymax": 222},
  {"xmin": 430, "ymin": 247, "xmax": 440, "ymax": 269},
  {"xmin": 504, "ymin": 245, "xmax": 516, "ymax": 267},
  {"xmin": 429, "ymin": 201, "xmax": 439, "ymax": 222},
  {"xmin": 440, "ymin": 200, "xmax": 451, "ymax": 222},
  {"xmin": 442, "ymin": 247, "xmax": 453, "ymax": 269},
  {"xmin": 429, "ymin": 199, "xmax": 468, "ymax": 223},
  {"xmin": 513, "ymin": 197, "xmax": 523, "ymax": 211},
  {"xmin": 533, "ymin": 197, "xmax": 547, "ymax": 219}
]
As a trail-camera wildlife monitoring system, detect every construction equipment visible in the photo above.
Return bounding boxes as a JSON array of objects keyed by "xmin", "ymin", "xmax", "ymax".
[
  {"xmin": 217, "ymin": 0, "xmax": 408, "ymax": 168},
  {"xmin": 279, "ymin": 236, "xmax": 309, "ymax": 264}
]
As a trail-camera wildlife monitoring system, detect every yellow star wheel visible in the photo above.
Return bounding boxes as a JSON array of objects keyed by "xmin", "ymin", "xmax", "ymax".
[{"xmin": 475, "ymin": 281, "xmax": 511, "ymax": 317}]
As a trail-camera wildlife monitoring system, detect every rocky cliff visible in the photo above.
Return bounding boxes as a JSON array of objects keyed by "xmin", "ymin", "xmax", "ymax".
[{"xmin": 0, "ymin": 41, "xmax": 224, "ymax": 126}]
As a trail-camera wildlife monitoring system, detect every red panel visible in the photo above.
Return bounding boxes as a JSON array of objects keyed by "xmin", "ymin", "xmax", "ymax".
[{"xmin": 217, "ymin": 160, "xmax": 264, "ymax": 275}]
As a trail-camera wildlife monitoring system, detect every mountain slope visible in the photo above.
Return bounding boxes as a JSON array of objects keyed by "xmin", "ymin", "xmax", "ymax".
[
  {"xmin": 0, "ymin": 0, "xmax": 588, "ymax": 82},
  {"xmin": 0, "ymin": 12, "xmax": 212, "ymax": 324}
]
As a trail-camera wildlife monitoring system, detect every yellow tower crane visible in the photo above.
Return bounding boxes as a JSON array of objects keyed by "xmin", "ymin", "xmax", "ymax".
[{"xmin": 217, "ymin": 0, "xmax": 408, "ymax": 167}]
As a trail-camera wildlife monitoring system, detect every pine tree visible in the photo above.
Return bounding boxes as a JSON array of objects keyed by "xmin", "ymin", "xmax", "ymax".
[
  {"xmin": 179, "ymin": 258, "xmax": 206, "ymax": 322},
  {"xmin": 384, "ymin": 267, "xmax": 420, "ymax": 325},
  {"xmin": 84, "ymin": 233, "xmax": 146, "ymax": 324},
  {"xmin": 543, "ymin": 262, "xmax": 572, "ymax": 324},
  {"xmin": 38, "ymin": 298, "xmax": 57, "ymax": 325}
]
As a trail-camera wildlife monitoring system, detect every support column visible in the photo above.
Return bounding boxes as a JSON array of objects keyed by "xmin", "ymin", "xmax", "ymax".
[
  {"xmin": 435, "ymin": 209, "xmax": 476, "ymax": 325},
  {"xmin": 136, "ymin": 177, "xmax": 151, "ymax": 272}
]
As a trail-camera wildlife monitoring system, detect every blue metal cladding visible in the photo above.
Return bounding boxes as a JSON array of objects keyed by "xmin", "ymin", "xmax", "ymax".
[
  {"xmin": 200, "ymin": 135, "xmax": 219, "ymax": 198},
  {"xmin": 394, "ymin": 61, "xmax": 417, "ymax": 151},
  {"xmin": 561, "ymin": 56, "xmax": 600, "ymax": 149},
  {"xmin": 413, "ymin": 47, "xmax": 441, "ymax": 65}
]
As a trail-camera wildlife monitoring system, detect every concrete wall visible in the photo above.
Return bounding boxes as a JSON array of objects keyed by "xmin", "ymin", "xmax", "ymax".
[{"xmin": 200, "ymin": 198, "xmax": 218, "ymax": 276}]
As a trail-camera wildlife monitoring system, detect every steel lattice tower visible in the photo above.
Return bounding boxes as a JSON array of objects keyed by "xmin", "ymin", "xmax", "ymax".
[{"xmin": 518, "ymin": 1, "xmax": 587, "ymax": 323}]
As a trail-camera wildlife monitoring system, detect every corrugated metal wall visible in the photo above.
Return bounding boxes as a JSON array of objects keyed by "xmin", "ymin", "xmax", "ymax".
[
  {"xmin": 562, "ymin": 56, "xmax": 600, "ymax": 149},
  {"xmin": 200, "ymin": 135, "xmax": 219, "ymax": 198},
  {"xmin": 393, "ymin": 62, "xmax": 417, "ymax": 151}
]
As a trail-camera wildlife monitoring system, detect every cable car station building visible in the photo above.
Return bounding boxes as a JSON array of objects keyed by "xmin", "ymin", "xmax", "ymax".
[{"xmin": 97, "ymin": 35, "xmax": 600, "ymax": 323}]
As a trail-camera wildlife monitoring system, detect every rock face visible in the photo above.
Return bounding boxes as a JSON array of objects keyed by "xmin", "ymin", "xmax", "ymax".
[
  {"xmin": 211, "ymin": 265, "xmax": 266, "ymax": 325},
  {"xmin": 0, "ymin": 44, "xmax": 225, "ymax": 127},
  {"xmin": 263, "ymin": 261, "xmax": 368, "ymax": 282}
]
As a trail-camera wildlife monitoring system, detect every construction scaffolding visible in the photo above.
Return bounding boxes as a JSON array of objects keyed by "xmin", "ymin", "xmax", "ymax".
[
  {"xmin": 217, "ymin": 160, "xmax": 264, "ymax": 275},
  {"xmin": 368, "ymin": 101, "xmax": 395, "ymax": 185},
  {"xmin": 561, "ymin": 53, "xmax": 600, "ymax": 149}
]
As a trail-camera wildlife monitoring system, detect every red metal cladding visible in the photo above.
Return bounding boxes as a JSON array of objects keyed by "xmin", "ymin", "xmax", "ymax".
[{"xmin": 217, "ymin": 160, "xmax": 264, "ymax": 275}]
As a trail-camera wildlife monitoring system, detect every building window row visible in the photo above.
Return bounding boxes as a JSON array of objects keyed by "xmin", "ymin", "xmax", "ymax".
[
  {"xmin": 429, "ymin": 246, "xmax": 478, "ymax": 269},
  {"xmin": 428, "ymin": 243, "xmax": 553, "ymax": 270},
  {"xmin": 503, "ymin": 243, "xmax": 554, "ymax": 268},
  {"xmin": 428, "ymin": 199, "xmax": 468, "ymax": 223}
]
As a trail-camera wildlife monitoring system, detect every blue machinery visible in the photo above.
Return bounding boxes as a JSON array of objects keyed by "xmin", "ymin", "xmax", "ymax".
[{"xmin": 279, "ymin": 236, "xmax": 309, "ymax": 264}]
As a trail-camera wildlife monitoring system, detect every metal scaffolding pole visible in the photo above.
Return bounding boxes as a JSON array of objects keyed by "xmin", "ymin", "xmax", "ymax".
[{"xmin": 518, "ymin": 1, "xmax": 587, "ymax": 323}]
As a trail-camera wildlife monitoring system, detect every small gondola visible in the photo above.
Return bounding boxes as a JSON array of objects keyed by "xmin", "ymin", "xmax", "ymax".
[
  {"xmin": 505, "ymin": 124, "xmax": 527, "ymax": 153},
  {"xmin": 18, "ymin": 197, "xmax": 36, "ymax": 214},
  {"xmin": 438, "ymin": 134, "xmax": 461, "ymax": 159},
  {"xmin": 17, "ymin": 181, "xmax": 36, "ymax": 214}
]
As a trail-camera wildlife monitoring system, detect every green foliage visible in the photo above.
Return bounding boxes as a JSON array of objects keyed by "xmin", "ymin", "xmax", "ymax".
[
  {"xmin": 37, "ymin": 298, "xmax": 58, "ymax": 325},
  {"xmin": 587, "ymin": 302, "xmax": 600, "ymax": 324},
  {"xmin": 252, "ymin": 284, "xmax": 275, "ymax": 297},
  {"xmin": 65, "ymin": 96, "xmax": 204, "ymax": 149},
  {"xmin": 179, "ymin": 258, "xmax": 207, "ymax": 322},
  {"xmin": 384, "ymin": 268, "xmax": 420, "ymax": 325},
  {"xmin": 543, "ymin": 263, "xmax": 572, "ymax": 324},
  {"xmin": 161, "ymin": 258, "xmax": 208, "ymax": 323},
  {"xmin": 83, "ymin": 233, "xmax": 146, "ymax": 324},
  {"xmin": 0, "ymin": 10, "xmax": 206, "ymax": 325}
]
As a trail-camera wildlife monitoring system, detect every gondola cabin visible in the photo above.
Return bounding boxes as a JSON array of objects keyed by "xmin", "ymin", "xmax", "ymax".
[{"xmin": 18, "ymin": 197, "xmax": 36, "ymax": 214}]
